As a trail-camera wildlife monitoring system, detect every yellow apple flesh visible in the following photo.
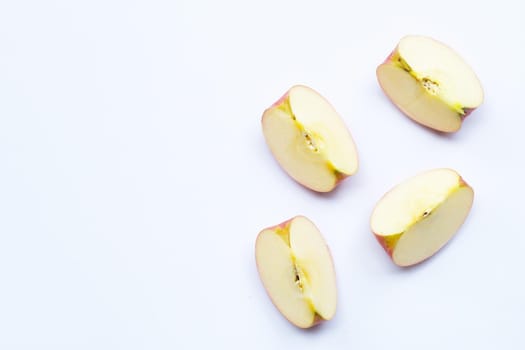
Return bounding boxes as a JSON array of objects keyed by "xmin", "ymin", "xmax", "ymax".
[
  {"xmin": 262, "ymin": 85, "xmax": 358, "ymax": 192},
  {"xmin": 255, "ymin": 216, "xmax": 337, "ymax": 328},
  {"xmin": 377, "ymin": 35, "xmax": 484, "ymax": 132},
  {"xmin": 371, "ymin": 168, "xmax": 474, "ymax": 267}
]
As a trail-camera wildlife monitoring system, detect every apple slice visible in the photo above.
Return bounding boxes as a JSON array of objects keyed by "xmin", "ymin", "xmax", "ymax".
[
  {"xmin": 371, "ymin": 168, "xmax": 474, "ymax": 267},
  {"xmin": 262, "ymin": 85, "xmax": 358, "ymax": 192},
  {"xmin": 377, "ymin": 35, "xmax": 484, "ymax": 132},
  {"xmin": 255, "ymin": 216, "xmax": 337, "ymax": 328}
]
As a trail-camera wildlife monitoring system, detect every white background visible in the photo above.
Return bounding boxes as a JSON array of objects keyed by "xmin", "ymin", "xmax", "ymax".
[{"xmin": 0, "ymin": 0, "xmax": 524, "ymax": 349}]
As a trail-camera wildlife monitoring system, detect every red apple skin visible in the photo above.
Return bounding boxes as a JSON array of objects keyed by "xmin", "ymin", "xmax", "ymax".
[
  {"xmin": 377, "ymin": 44, "xmax": 480, "ymax": 129},
  {"xmin": 462, "ymin": 107, "xmax": 475, "ymax": 119},
  {"xmin": 309, "ymin": 314, "xmax": 326, "ymax": 328},
  {"xmin": 262, "ymin": 216, "xmax": 293, "ymax": 244},
  {"xmin": 373, "ymin": 232, "xmax": 401, "ymax": 258},
  {"xmin": 374, "ymin": 234, "xmax": 394, "ymax": 257},
  {"xmin": 383, "ymin": 48, "xmax": 398, "ymax": 64},
  {"xmin": 268, "ymin": 90, "xmax": 289, "ymax": 109}
]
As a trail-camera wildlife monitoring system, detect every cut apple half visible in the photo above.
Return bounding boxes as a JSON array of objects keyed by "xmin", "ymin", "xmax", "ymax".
[
  {"xmin": 255, "ymin": 216, "xmax": 337, "ymax": 328},
  {"xmin": 371, "ymin": 168, "xmax": 474, "ymax": 267},
  {"xmin": 377, "ymin": 35, "xmax": 483, "ymax": 132},
  {"xmin": 262, "ymin": 85, "xmax": 358, "ymax": 192}
]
